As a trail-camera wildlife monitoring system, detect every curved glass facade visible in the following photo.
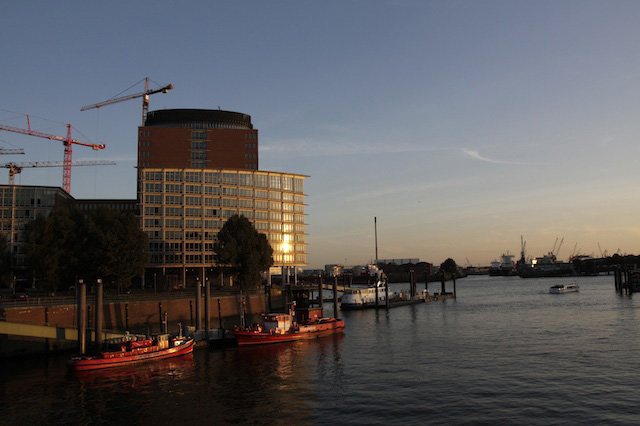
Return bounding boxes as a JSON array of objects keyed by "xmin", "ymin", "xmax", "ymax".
[{"xmin": 139, "ymin": 168, "xmax": 307, "ymax": 268}]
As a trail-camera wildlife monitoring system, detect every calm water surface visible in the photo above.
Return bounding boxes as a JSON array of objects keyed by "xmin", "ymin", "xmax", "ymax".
[{"xmin": 2, "ymin": 275, "xmax": 640, "ymax": 425}]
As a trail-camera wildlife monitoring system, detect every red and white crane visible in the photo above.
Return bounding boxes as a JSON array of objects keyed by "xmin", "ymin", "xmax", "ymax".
[
  {"xmin": 0, "ymin": 116, "xmax": 106, "ymax": 193},
  {"xmin": 81, "ymin": 77, "xmax": 173, "ymax": 125},
  {"xmin": 2, "ymin": 160, "xmax": 116, "ymax": 185}
]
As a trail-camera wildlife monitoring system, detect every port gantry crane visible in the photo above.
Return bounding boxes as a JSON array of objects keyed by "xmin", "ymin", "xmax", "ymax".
[
  {"xmin": 80, "ymin": 77, "xmax": 173, "ymax": 125},
  {"xmin": 3, "ymin": 160, "xmax": 116, "ymax": 185},
  {"xmin": 0, "ymin": 116, "xmax": 106, "ymax": 193}
]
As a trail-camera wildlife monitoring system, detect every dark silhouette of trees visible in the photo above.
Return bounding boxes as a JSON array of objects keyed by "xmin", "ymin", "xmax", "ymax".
[
  {"xmin": 216, "ymin": 215, "xmax": 273, "ymax": 291},
  {"xmin": 24, "ymin": 208, "xmax": 148, "ymax": 292},
  {"xmin": 0, "ymin": 233, "xmax": 14, "ymax": 288},
  {"xmin": 440, "ymin": 258, "xmax": 458, "ymax": 275}
]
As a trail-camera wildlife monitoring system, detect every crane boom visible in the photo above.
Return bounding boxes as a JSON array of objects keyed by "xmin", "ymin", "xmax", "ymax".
[
  {"xmin": 3, "ymin": 160, "xmax": 116, "ymax": 185},
  {"xmin": 0, "ymin": 148, "xmax": 25, "ymax": 155},
  {"xmin": 0, "ymin": 118, "xmax": 106, "ymax": 193},
  {"xmin": 80, "ymin": 78, "xmax": 173, "ymax": 125}
]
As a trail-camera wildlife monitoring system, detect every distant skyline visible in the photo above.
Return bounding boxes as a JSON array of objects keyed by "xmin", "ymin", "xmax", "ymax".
[{"xmin": 2, "ymin": 1, "xmax": 640, "ymax": 268}]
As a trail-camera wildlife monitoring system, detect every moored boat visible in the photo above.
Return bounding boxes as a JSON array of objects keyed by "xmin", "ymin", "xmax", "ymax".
[
  {"xmin": 68, "ymin": 334, "xmax": 195, "ymax": 371},
  {"xmin": 549, "ymin": 283, "xmax": 579, "ymax": 294},
  {"xmin": 233, "ymin": 293, "xmax": 345, "ymax": 346}
]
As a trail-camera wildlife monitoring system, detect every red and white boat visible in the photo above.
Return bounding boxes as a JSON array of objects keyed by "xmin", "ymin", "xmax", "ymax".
[
  {"xmin": 233, "ymin": 301, "xmax": 345, "ymax": 346},
  {"xmin": 68, "ymin": 334, "xmax": 195, "ymax": 371}
]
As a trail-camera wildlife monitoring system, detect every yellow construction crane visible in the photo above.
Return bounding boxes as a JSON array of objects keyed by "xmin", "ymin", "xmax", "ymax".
[{"xmin": 81, "ymin": 77, "xmax": 173, "ymax": 125}]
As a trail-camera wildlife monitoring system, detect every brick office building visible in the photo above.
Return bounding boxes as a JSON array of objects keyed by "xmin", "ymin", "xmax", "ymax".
[{"xmin": 136, "ymin": 109, "xmax": 307, "ymax": 289}]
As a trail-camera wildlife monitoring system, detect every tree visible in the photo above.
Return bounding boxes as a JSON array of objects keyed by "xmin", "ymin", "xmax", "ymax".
[
  {"xmin": 24, "ymin": 209, "xmax": 80, "ymax": 292},
  {"xmin": 0, "ymin": 233, "xmax": 14, "ymax": 288},
  {"xmin": 24, "ymin": 207, "xmax": 149, "ymax": 291},
  {"xmin": 216, "ymin": 215, "xmax": 273, "ymax": 291},
  {"xmin": 76, "ymin": 208, "xmax": 149, "ymax": 291},
  {"xmin": 440, "ymin": 258, "xmax": 458, "ymax": 275}
]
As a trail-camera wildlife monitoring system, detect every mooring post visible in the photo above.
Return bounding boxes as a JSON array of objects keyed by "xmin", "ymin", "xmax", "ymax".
[
  {"xmin": 163, "ymin": 311, "xmax": 168, "ymax": 334},
  {"xmin": 195, "ymin": 277, "xmax": 202, "ymax": 331},
  {"xmin": 77, "ymin": 279, "xmax": 87, "ymax": 355},
  {"xmin": 441, "ymin": 272, "xmax": 446, "ymax": 295},
  {"xmin": 333, "ymin": 275, "xmax": 339, "ymax": 318},
  {"xmin": 317, "ymin": 276, "xmax": 324, "ymax": 309},
  {"xmin": 204, "ymin": 276, "xmax": 211, "ymax": 336},
  {"xmin": 125, "ymin": 303, "xmax": 129, "ymax": 329},
  {"xmin": 158, "ymin": 302, "xmax": 163, "ymax": 333},
  {"xmin": 453, "ymin": 274, "xmax": 457, "ymax": 298},
  {"xmin": 385, "ymin": 278, "xmax": 390, "ymax": 309},
  {"xmin": 425, "ymin": 271, "xmax": 429, "ymax": 292},
  {"xmin": 217, "ymin": 298, "xmax": 223, "ymax": 330},
  {"xmin": 95, "ymin": 278, "xmax": 103, "ymax": 353},
  {"xmin": 410, "ymin": 270, "xmax": 415, "ymax": 298},
  {"xmin": 267, "ymin": 271, "xmax": 273, "ymax": 313}
]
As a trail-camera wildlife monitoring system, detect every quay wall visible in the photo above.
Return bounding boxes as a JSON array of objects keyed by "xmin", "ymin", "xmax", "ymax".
[{"xmin": 1, "ymin": 291, "xmax": 285, "ymax": 357}]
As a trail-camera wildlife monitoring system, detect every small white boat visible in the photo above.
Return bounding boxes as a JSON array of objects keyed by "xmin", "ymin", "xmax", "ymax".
[{"xmin": 549, "ymin": 283, "xmax": 579, "ymax": 294}]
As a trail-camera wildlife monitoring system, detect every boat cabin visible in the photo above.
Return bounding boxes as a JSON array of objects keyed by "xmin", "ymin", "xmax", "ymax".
[
  {"xmin": 291, "ymin": 288, "xmax": 324, "ymax": 324},
  {"xmin": 262, "ymin": 313, "xmax": 292, "ymax": 333}
]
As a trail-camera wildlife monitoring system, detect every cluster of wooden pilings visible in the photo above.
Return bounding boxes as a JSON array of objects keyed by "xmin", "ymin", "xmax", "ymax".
[
  {"xmin": 75, "ymin": 279, "xmax": 104, "ymax": 355},
  {"xmin": 614, "ymin": 267, "xmax": 638, "ymax": 295}
]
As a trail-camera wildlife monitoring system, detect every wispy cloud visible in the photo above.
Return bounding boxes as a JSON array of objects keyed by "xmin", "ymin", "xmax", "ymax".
[
  {"xmin": 461, "ymin": 149, "xmax": 533, "ymax": 165},
  {"xmin": 262, "ymin": 137, "xmax": 451, "ymax": 157}
]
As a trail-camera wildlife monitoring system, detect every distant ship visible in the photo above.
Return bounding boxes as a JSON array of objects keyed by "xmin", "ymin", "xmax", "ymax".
[
  {"xmin": 518, "ymin": 253, "xmax": 576, "ymax": 278},
  {"xmin": 489, "ymin": 252, "xmax": 518, "ymax": 276}
]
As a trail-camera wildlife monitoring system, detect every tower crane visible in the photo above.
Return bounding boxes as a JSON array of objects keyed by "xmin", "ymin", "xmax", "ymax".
[
  {"xmin": 0, "ymin": 116, "xmax": 105, "ymax": 193},
  {"xmin": 81, "ymin": 77, "xmax": 173, "ymax": 125},
  {"xmin": 3, "ymin": 160, "xmax": 116, "ymax": 185},
  {"xmin": 0, "ymin": 148, "xmax": 25, "ymax": 155}
]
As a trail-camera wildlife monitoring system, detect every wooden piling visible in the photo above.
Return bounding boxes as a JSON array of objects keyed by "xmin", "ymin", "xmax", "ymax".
[
  {"xmin": 453, "ymin": 275, "xmax": 457, "ymax": 298},
  {"xmin": 125, "ymin": 303, "xmax": 129, "ymax": 329},
  {"xmin": 204, "ymin": 277, "xmax": 211, "ymax": 334},
  {"xmin": 267, "ymin": 272, "xmax": 273, "ymax": 312},
  {"xmin": 333, "ymin": 276, "xmax": 339, "ymax": 318},
  {"xmin": 425, "ymin": 272, "xmax": 429, "ymax": 292},
  {"xmin": 77, "ymin": 279, "xmax": 86, "ymax": 355},
  {"xmin": 385, "ymin": 279, "xmax": 390, "ymax": 309},
  {"xmin": 441, "ymin": 272, "xmax": 446, "ymax": 295},
  {"xmin": 95, "ymin": 279, "xmax": 103, "ymax": 353},
  {"xmin": 195, "ymin": 278, "xmax": 202, "ymax": 331},
  {"xmin": 217, "ymin": 298, "xmax": 223, "ymax": 330},
  {"xmin": 317, "ymin": 277, "xmax": 323, "ymax": 309},
  {"xmin": 158, "ymin": 302, "xmax": 164, "ymax": 333}
]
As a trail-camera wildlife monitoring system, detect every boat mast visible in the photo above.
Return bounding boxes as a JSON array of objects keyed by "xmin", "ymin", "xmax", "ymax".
[{"xmin": 374, "ymin": 217, "xmax": 378, "ymax": 265}]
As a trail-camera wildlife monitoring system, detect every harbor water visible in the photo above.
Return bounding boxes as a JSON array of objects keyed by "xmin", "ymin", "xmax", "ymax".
[{"xmin": 2, "ymin": 275, "xmax": 640, "ymax": 425}]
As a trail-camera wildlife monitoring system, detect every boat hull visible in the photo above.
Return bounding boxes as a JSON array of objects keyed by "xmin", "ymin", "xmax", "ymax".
[
  {"xmin": 234, "ymin": 320, "xmax": 345, "ymax": 346},
  {"xmin": 68, "ymin": 339, "xmax": 195, "ymax": 371}
]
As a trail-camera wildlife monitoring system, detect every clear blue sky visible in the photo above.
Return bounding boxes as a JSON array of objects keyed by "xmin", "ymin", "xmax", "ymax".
[{"xmin": 2, "ymin": 1, "xmax": 640, "ymax": 268}]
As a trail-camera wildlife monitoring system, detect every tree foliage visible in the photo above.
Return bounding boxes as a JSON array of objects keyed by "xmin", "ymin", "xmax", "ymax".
[
  {"xmin": 216, "ymin": 215, "xmax": 273, "ymax": 290},
  {"xmin": 24, "ymin": 208, "xmax": 149, "ymax": 291},
  {"xmin": 440, "ymin": 258, "xmax": 458, "ymax": 275}
]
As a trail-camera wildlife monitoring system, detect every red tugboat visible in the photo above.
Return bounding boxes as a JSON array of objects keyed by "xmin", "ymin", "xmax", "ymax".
[
  {"xmin": 233, "ymin": 290, "xmax": 345, "ymax": 346},
  {"xmin": 68, "ymin": 334, "xmax": 195, "ymax": 371}
]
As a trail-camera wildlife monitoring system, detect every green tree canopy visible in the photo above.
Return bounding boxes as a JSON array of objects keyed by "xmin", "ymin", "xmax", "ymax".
[
  {"xmin": 440, "ymin": 258, "xmax": 458, "ymax": 275},
  {"xmin": 216, "ymin": 215, "xmax": 273, "ymax": 291}
]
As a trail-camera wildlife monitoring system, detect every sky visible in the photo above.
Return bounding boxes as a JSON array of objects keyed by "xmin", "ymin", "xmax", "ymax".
[{"xmin": 2, "ymin": 1, "xmax": 640, "ymax": 269}]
